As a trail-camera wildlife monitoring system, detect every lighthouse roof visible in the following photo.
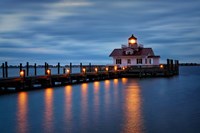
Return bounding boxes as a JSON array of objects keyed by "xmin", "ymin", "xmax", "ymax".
[
  {"xmin": 128, "ymin": 34, "xmax": 137, "ymax": 40},
  {"xmin": 109, "ymin": 48, "xmax": 157, "ymax": 57}
]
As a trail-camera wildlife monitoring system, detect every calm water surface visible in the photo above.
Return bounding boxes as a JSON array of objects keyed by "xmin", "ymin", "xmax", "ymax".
[{"xmin": 0, "ymin": 66, "xmax": 200, "ymax": 133}]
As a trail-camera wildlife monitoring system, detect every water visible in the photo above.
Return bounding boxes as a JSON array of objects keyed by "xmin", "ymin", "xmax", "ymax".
[{"xmin": 0, "ymin": 66, "xmax": 200, "ymax": 133}]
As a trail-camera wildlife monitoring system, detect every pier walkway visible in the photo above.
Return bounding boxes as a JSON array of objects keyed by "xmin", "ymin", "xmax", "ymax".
[{"xmin": 0, "ymin": 59, "xmax": 179, "ymax": 94}]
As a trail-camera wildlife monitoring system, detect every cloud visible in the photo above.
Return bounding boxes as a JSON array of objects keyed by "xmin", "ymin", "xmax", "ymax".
[{"xmin": 0, "ymin": 0, "xmax": 200, "ymax": 65}]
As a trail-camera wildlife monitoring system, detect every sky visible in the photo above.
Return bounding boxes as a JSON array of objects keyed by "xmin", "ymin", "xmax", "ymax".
[{"xmin": 0, "ymin": 0, "xmax": 200, "ymax": 65}]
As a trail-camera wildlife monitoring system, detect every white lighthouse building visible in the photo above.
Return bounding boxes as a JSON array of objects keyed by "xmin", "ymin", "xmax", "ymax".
[{"xmin": 109, "ymin": 34, "xmax": 160, "ymax": 67}]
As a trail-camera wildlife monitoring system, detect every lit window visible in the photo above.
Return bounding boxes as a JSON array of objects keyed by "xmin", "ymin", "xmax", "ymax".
[{"xmin": 116, "ymin": 59, "xmax": 121, "ymax": 64}]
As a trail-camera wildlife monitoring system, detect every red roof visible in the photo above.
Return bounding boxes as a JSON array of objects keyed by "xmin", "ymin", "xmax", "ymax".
[
  {"xmin": 109, "ymin": 48, "xmax": 156, "ymax": 57},
  {"xmin": 148, "ymin": 55, "xmax": 160, "ymax": 58}
]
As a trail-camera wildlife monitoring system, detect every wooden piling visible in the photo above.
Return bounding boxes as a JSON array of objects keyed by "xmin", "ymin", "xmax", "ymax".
[
  {"xmin": 139, "ymin": 65, "xmax": 142, "ymax": 78},
  {"xmin": 58, "ymin": 62, "xmax": 60, "ymax": 74},
  {"xmin": 167, "ymin": 59, "xmax": 170, "ymax": 73},
  {"xmin": 34, "ymin": 63, "xmax": 37, "ymax": 76},
  {"xmin": 175, "ymin": 60, "xmax": 179, "ymax": 75},
  {"xmin": 20, "ymin": 63, "xmax": 22, "ymax": 71},
  {"xmin": 177, "ymin": 60, "xmax": 179, "ymax": 74},
  {"xmin": 5, "ymin": 62, "xmax": 8, "ymax": 78},
  {"xmin": 2, "ymin": 63, "xmax": 5, "ymax": 78},
  {"xmin": 89, "ymin": 63, "xmax": 91, "ymax": 72},
  {"xmin": 45, "ymin": 62, "xmax": 47, "ymax": 75},
  {"xmin": 26, "ymin": 62, "xmax": 29, "ymax": 77},
  {"xmin": 80, "ymin": 63, "xmax": 82, "ymax": 73},
  {"xmin": 45, "ymin": 62, "xmax": 49, "ymax": 75},
  {"xmin": 70, "ymin": 63, "xmax": 72, "ymax": 74},
  {"xmin": 171, "ymin": 60, "xmax": 174, "ymax": 72}
]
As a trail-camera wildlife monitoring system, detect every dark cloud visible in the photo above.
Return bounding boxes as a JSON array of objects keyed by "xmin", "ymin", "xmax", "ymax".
[{"xmin": 0, "ymin": 0, "xmax": 200, "ymax": 65}]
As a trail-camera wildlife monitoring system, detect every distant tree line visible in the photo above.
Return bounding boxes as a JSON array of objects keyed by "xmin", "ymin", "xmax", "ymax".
[{"xmin": 179, "ymin": 63, "xmax": 200, "ymax": 66}]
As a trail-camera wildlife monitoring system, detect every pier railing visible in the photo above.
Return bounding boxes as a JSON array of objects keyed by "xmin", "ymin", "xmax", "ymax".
[{"xmin": 0, "ymin": 59, "xmax": 179, "ymax": 94}]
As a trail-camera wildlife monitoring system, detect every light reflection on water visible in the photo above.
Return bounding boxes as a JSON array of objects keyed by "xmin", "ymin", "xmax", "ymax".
[
  {"xmin": 64, "ymin": 85, "xmax": 72, "ymax": 132},
  {"xmin": 15, "ymin": 78, "xmax": 143, "ymax": 133},
  {"xmin": 17, "ymin": 92, "xmax": 28, "ymax": 133},
  {"xmin": 104, "ymin": 80, "xmax": 111, "ymax": 110},
  {"xmin": 44, "ymin": 88, "xmax": 54, "ymax": 133},
  {"xmin": 80, "ymin": 83, "xmax": 89, "ymax": 130},
  {"xmin": 122, "ymin": 80, "xmax": 144, "ymax": 133},
  {"xmin": 2, "ymin": 67, "xmax": 199, "ymax": 133},
  {"xmin": 93, "ymin": 81, "xmax": 100, "ymax": 129}
]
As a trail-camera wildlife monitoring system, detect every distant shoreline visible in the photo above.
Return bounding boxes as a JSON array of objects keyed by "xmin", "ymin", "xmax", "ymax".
[{"xmin": 179, "ymin": 63, "xmax": 200, "ymax": 66}]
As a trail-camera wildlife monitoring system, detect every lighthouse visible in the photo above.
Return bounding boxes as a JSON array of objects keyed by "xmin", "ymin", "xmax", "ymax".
[{"xmin": 109, "ymin": 34, "xmax": 160, "ymax": 67}]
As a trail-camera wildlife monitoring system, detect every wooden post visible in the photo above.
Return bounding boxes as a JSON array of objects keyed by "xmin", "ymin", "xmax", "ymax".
[
  {"xmin": 167, "ymin": 59, "xmax": 170, "ymax": 72},
  {"xmin": 80, "ymin": 63, "xmax": 82, "ymax": 73},
  {"xmin": 26, "ymin": 62, "xmax": 29, "ymax": 77},
  {"xmin": 171, "ymin": 60, "xmax": 174, "ymax": 72},
  {"xmin": 5, "ymin": 62, "xmax": 8, "ymax": 78},
  {"xmin": 89, "ymin": 63, "xmax": 91, "ymax": 72},
  {"xmin": 34, "ymin": 63, "xmax": 37, "ymax": 76},
  {"xmin": 20, "ymin": 63, "xmax": 22, "ymax": 71},
  {"xmin": 175, "ymin": 60, "xmax": 179, "ymax": 75},
  {"xmin": 139, "ymin": 65, "xmax": 142, "ymax": 78},
  {"xmin": 45, "ymin": 62, "xmax": 47, "ymax": 75},
  {"xmin": 70, "ymin": 63, "xmax": 72, "ymax": 74},
  {"xmin": 63, "ymin": 68, "xmax": 66, "ymax": 74},
  {"xmin": 2, "ymin": 63, "xmax": 5, "ymax": 78},
  {"xmin": 177, "ymin": 60, "xmax": 179, "ymax": 75},
  {"xmin": 58, "ymin": 62, "xmax": 60, "ymax": 74}
]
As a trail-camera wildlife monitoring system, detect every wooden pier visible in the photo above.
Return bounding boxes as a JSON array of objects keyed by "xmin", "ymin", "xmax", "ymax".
[{"xmin": 0, "ymin": 59, "xmax": 179, "ymax": 95}]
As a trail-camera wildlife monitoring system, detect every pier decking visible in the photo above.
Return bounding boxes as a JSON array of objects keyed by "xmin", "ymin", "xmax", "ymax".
[{"xmin": 0, "ymin": 59, "xmax": 179, "ymax": 95}]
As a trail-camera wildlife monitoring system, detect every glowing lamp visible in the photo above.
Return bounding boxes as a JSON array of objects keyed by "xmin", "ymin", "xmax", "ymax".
[
  {"xmin": 82, "ymin": 68, "xmax": 86, "ymax": 73},
  {"xmin": 114, "ymin": 66, "xmax": 117, "ymax": 71},
  {"xmin": 66, "ymin": 69, "xmax": 70, "ymax": 74},
  {"xmin": 95, "ymin": 67, "xmax": 98, "ymax": 73},
  {"xmin": 129, "ymin": 39, "xmax": 136, "ymax": 44},
  {"xmin": 122, "ymin": 67, "xmax": 125, "ymax": 70},
  {"xmin": 160, "ymin": 64, "xmax": 164, "ymax": 69},
  {"xmin": 20, "ymin": 70, "xmax": 25, "ymax": 77},
  {"xmin": 46, "ymin": 69, "xmax": 51, "ymax": 75},
  {"xmin": 106, "ymin": 67, "xmax": 109, "ymax": 72}
]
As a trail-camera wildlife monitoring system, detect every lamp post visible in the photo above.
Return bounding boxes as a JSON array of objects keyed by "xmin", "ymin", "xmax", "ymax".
[
  {"xmin": 82, "ymin": 68, "xmax": 86, "ymax": 74},
  {"xmin": 95, "ymin": 67, "xmax": 98, "ymax": 73},
  {"xmin": 46, "ymin": 69, "xmax": 51, "ymax": 75},
  {"xmin": 66, "ymin": 69, "xmax": 70, "ymax": 75},
  {"xmin": 160, "ymin": 64, "xmax": 164, "ymax": 69},
  {"xmin": 106, "ymin": 67, "xmax": 109, "ymax": 72},
  {"xmin": 114, "ymin": 66, "xmax": 117, "ymax": 71},
  {"xmin": 20, "ymin": 70, "xmax": 25, "ymax": 78}
]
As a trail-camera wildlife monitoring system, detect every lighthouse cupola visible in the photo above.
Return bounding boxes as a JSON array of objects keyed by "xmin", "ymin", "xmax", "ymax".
[{"xmin": 128, "ymin": 34, "xmax": 138, "ymax": 48}]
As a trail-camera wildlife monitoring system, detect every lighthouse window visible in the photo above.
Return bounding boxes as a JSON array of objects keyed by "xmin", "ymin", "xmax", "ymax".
[
  {"xmin": 116, "ymin": 59, "xmax": 121, "ymax": 64},
  {"xmin": 149, "ymin": 59, "xmax": 152, "ymax": 64},
  {"xmin": 145, "ymin": 59, "xmax": 148, "ymax": 64},
  {"xmin": 127, "ymin": 59, "xmax": 131, "ymax": 64},
  {"xmin": 137, "ymin": 59, "xmax": 142, "ymax": 64}
]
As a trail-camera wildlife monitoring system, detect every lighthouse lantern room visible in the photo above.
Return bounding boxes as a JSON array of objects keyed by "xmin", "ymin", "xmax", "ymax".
[{"xmin": 128, "ymin": 34, "xmax": 138, "ymax": 48}]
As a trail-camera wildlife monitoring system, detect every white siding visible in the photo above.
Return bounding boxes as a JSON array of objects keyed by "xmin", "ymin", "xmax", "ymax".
[
  {"xmin": 153, "ymin": 58, "xmax": 160, "ymax": 65},
  {"xmin": 112, "ymin": 57, "xmax": 160, "ymax": 67}
]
